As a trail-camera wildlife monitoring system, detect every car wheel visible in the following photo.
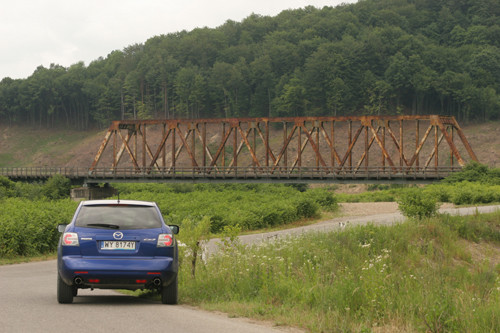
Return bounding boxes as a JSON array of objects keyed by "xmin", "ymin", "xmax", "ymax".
[
  {"xmin": 161, "ymin": 275, "xmax": 178, "ymax": 305},
  {"xmin": 57, "ymin": 274, "xmax": 74, "ymax": 304}
]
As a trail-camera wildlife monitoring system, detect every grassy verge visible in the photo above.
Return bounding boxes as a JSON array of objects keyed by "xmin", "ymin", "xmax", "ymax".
[
  {"xmin": 179, "ymin": 211, "xmax": 500, "ymax": 332},
  {"xmin": 0, "ymin": 252, "xmax": 57, "ymax": 265}
]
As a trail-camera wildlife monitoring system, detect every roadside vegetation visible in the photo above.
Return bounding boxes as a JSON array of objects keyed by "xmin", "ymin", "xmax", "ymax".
[
  {"xmin": 337, "ymin": 163, "xmax": 500, "ymax": 206},
  {"xmin": 0, "ymin": 175, "xmax": 78, "ymax": 260},
  {"xmin": 0, "ymin": 179, "xmax": 337, "ymax": 258},
  {"xmin": 113, "ymin": 183, "xmax": 338, "ymax": 233},
  {"xmin": 0, "ymin": 198, "xmax": 77, "ymax": 259},
  {"xmin": 180, "ymin": 211, "xmax": 500, "ymax": 332}
]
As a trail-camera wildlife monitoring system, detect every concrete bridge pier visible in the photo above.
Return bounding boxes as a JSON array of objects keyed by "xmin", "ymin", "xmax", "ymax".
[{"xmin": 70, "ymin": 183, "xmax": 116, "ymax": 201}]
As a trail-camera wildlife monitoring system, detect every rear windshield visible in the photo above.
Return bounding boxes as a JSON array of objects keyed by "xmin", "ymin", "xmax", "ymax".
[{"xmin": 75, "ymin": 205, "xmax": 163, "ymax": 230}]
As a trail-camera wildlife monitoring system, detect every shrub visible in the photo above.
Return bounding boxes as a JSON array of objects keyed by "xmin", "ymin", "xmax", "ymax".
[
  {"xmin": 397, "ymin": 188, "xmax": 439, "ymax": 219},
  {"xmin": 443, "ymin": 162, "xmax": 500, "ymax": 185},
  {"xmin": 295, "ymin": 198, "xmax": 319, "ymax": 218},
  {"xmin": 306, "ymin": 188, "xmax": 338, "ymax": 211},
  {"xmin": 176, "ymin": 216, "xmax": 211, "ymax": 278},
  {"xmin": 425, "ymin": 184, "xmax": 452, "ymax": 203},
  {"xmin": 120, "ymin": 184, "xmax": 333, "ymax": 232},
  {"xmin": 450, "ymin": 182, "xmax": 500, "ymax": 205},
  {"xmin": 285, "ymin": 183, "xmax": 309, "ymax": 192},
  {"xmin": 0, "ymin": 176, "xmax": 16, "ymax": 198},
  {"xmin": 0, "ymin": 198, "xmax": 77, "ymax": 257},
  {"xmin": 209, "ymin": 215, "xmax": 225, "ymax": 233},
  {"xmin": 42, "ymin": 175, "xmax": 71, "ymax": 199}
]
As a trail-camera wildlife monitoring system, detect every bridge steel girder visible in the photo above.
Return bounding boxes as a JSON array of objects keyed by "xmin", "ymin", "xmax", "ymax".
[{"xmin": 88, "ymin": 115, "xmax": 478, "ymax": 180}]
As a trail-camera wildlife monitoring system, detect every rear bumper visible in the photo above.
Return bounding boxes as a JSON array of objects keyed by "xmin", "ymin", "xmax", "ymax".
[{"xmin": 59, "ymin": 256, "xmax": 177, "ymax": 289}]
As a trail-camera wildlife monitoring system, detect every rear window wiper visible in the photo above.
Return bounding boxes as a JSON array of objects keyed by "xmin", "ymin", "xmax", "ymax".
[{"xmin": 85, "ymin": 223, "xmax": 120, "ymax": 229}]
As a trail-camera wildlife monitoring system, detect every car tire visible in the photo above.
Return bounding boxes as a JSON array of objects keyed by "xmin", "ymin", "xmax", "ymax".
[
  {"xmin": 161, "ymin": 275, "xmax": 178, "ymax": 305},
  {"xmin": 57, "ymin": 274, "xmax": 74, "ymax": 304}
]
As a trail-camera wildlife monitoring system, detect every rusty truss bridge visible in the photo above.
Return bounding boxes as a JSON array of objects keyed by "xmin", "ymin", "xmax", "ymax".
[{"xmin": 1, "ymin": 115, "xmax": 478, "ymax": 184}]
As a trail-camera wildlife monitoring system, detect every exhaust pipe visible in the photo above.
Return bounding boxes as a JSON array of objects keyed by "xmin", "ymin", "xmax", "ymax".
[
  {"xmin": 74, "ymin": 277, "xmax": 83, "ymax": 285},
  {"xmin": 153, "ymin": 278, "xmax": 162, "ymax": 287}
]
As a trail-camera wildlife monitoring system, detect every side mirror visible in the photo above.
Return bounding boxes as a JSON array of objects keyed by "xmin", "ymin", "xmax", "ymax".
[
  {"xmin": 168, "ymin": 225, "xmax": 180, "ymax": 235},
  {"xmin": 57, "ymin": 224, "xmax": 68, "ymax": 233}
]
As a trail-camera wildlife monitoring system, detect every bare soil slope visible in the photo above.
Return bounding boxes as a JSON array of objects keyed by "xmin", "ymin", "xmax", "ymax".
[
  {"xmin": 0, "ymin": 120, "xmax": 498, "ymax": 168},
  {"xmin": 0, "ymin": 126, "xmax": 104, "ymax": 168}
]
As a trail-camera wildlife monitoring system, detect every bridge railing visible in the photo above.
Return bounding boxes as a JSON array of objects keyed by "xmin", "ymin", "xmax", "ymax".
[
  {"xmin": 87, "ymin": 166, "xmax": 462, "ymax": 180},
  {"xmin": 0, "ymin": 167, "xmax": 83, "ymax": 179},
  {"xmin": 0, "ymin": 166, "xmax": 462, "ymax": 182}
]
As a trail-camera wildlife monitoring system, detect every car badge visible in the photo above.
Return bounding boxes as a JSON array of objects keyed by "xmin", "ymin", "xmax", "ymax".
[{"xmin": 113, "ymin": 232, "xmax": 124, "ymax": 240}]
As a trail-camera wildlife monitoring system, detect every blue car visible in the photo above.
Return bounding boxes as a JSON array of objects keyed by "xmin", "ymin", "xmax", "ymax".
[{"xmin": 57, "ymin": 200, "xmax": 179, "ymax": 304}]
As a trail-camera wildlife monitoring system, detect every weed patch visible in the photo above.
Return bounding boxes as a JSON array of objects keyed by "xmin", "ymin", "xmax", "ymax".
[
  {"xmin": 0, "ymin": 198, "xmax": 77, "ymax": 257},
  {"xmin": 115, "ymin": 184, "xmax": 338, "ymax": 232},
  {"xmin": 179, "ymin": 212, "xmax": 500, "ymax": 332}
]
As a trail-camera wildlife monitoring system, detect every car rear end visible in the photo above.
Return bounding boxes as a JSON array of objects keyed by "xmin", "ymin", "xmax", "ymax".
[{"xmin": 57, "ymin": 200, "xmax": 179, "ymax": 304}]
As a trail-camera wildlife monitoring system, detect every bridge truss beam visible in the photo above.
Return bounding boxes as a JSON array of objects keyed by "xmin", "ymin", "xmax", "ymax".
[{"xmin": 89, "ymin": 115, "xmax": 478, "ymax": 181}]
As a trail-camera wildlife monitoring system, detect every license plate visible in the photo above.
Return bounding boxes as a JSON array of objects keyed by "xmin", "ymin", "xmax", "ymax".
[{"xmin": 101, "ymin": 241, "xmax": 136, "ymax": 250}]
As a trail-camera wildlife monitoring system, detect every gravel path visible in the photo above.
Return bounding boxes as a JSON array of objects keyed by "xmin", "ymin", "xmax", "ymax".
[{"xmin": 205, "ymin": 203, "xmax": 500, "ymax": 254}]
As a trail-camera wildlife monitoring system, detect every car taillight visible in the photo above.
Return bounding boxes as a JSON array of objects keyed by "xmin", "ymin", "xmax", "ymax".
[
  {"xmin": 62, "ymin": 232, "xmax": 79, "ymax": 246},
  {"xmin": 157, "ymin": 234, "xmax": 173, "ymax": 247}
]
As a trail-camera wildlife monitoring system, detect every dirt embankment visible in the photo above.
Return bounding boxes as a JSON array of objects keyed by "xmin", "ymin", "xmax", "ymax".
[
  {"xmin": 338, "ymin": 201, "xmax": 456, "ymax": 218},
  {"xmin": 340, "ymin": 202, "xmax": 399, "ymax": 216},
  {"xmin": 0, "ymin": 120, "xmax": 498, "ymax": 168}
]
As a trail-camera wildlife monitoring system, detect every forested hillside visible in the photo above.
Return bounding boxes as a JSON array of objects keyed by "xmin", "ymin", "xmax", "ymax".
[{"xmin": 0, "ymin": 0, "xmax": 499, "ymax": 130}]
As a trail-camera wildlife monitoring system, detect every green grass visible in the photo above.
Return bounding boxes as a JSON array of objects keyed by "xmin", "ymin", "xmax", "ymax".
[
  {"xmin": 0, "ymin": 252, "xmax": 57, "ymax": 265},
  {"xmin": 178, "ymin": 211, "xmax": 500, "ymax": 332},
  {"xmin": 0, "ymin": 128, "xmax": 96, "ymax": 167},
  {"xmin": 336, "ymin": 189, "xmax": 398, "ymax": 203},
  {"xmin": 335, "ymin": 182, "xmax": 500, "ymax": 207},
  {"xmin": 0, "ymin": 153, "xmax": 15, "ymax": 167}
]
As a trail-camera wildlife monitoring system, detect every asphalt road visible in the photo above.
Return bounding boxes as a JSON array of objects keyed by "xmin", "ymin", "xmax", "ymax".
[
  {"xmin": 0, "ymin": 259, "xmax": 300, "ymax": 333},
  {"xmin": 1, "ymin": 204, "xmax": 498, "ymax": 333}
]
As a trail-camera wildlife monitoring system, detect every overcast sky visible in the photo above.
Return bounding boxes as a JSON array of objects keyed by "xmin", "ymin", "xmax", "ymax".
[{"xmin": 1, "ymin": 0, "xmax": 357, "ymax": 80}]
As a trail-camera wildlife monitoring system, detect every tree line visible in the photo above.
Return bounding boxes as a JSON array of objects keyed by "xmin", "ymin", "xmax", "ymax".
[{"xmin": 0, "ymin": 0, "xmax": 499, "ymax": 129}]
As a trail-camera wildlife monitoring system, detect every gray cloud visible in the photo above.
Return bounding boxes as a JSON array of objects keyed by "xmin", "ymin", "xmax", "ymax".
[{"xmin": 1, "ymin": 0, "xmax": 356, "ymax": 79}]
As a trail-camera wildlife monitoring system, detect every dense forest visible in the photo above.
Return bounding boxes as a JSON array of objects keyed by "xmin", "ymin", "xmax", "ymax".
[{"xmin": 0, "ymin": 0, "xmax": 499, "ymax": 129}]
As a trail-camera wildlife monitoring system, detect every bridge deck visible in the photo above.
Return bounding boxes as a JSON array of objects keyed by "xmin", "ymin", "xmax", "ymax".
[{"xmin": 1, "ymin": 166, "xmax": 461, "ymax": 184}]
